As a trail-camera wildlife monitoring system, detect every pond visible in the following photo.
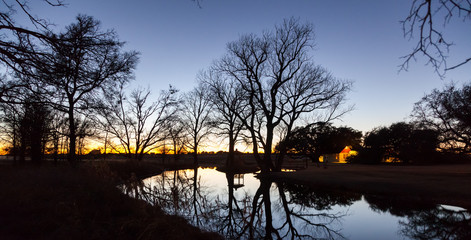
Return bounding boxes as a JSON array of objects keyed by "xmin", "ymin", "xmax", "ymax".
[{"xmin": 121, "ymin": 167, "xmax": 471, "ymax": 240}]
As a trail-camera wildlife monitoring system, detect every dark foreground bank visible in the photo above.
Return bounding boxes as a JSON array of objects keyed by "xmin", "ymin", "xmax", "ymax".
[{"xmin": 0, "ymin": 163, "xmax": 223, "ymax": 240}]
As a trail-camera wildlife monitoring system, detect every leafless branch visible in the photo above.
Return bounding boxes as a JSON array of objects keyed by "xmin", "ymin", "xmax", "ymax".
[{"xmin": 401, "ymin": 0, "xmax": 471, "ymax": 77}]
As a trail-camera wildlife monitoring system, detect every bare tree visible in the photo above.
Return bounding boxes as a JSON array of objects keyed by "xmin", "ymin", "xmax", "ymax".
[
  {"xmin": 0, "ymin": 1, "xmax": 66, "ymax": 104},
  {"xmin": 215, "ymin": 18, "xmax": 352, "ymax": 173},
  {"xmin": 29, "ymin": 15, "xmax": 139, "ymax": 164},
  {"xmin": 167, "ymin": 115, "xmax": 187, "ymax": 162},
  {"xmin": 180, "ymin": 84, "xmax": 213, "ymax": 165},
  {"xmin": 274, "ymin": 64, "xmax": 352, "ymax": 170},
  {"xmin": 0, "ymin": 100, "xmax": 22, "ymax": 162},
  {"xmin": 96, "ymin": 86, "xmax": 178, "ymax": 161},
  {"xmin": 401, "ymin": 0, "xmax": 471, "ymax": 77},
  {"xmin": 200, "ymin": 70, "xmax": 246, "ymax": 168},
  {"xmin": 0, "ymin": 0, "xmax": 64, "ymax": 73},
  {"xmin": 75, "ymin": 116, "xmax": 96, "ymax": 155},
  {"xmin": 0, "ymin": 88, "xmax": 54, "ymax": 164},
  {"xmin": 46, "ymin": 110, "xmax": 67, "ymax": 164}
]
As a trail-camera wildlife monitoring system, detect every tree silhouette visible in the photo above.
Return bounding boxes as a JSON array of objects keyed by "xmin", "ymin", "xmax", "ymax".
[
  {"xmin": 399, "ymin": 206, "xmax": 471, "ymax": 240},
  {"xmin": 0, "ymin": 90, "xmax": 52, "ymax": 163},
  {"xmin": 96, "ymin": 85, "xmax": 178, "ymax": 161},
  {"xmin": 401, "ymin": 0, "xmax": 471, "ymax": 76},
  {"xmin": 201, "ymin": 70, "xmax": 246, "ymax": 168},
  {"xmin": 180, "ymin": 84, "xmax": 213, "ymax": 165},
  {"xmin": 412, "ymin": 83, "xmax": 471, "ymax": 154},
  {"xmin": 0, "ymin": 0, "xmax": 64, "ymax": 78},
  {"xmin": 32, "ymin": 15, "xmax": 138, "ymax": 164},
  {"xmin": 166, "ymin": 115, "xmax": 187, "ymax": 162},
  {"xmin": 214, "ymin": 18, "xmax": 351, "ymax": 173},
  {"xmin": 355, "ymin": 122, "xmax": 439, "ymax": 164},
  {"xmin": 278, "ymin": 122, "xmax": 362, "ymax": 164}
]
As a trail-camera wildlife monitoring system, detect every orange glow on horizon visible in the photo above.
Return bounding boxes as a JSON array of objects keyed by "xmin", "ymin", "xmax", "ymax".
[{"xmin": 0, "ymin": 140, "xmax": 268, "ymax": 156}]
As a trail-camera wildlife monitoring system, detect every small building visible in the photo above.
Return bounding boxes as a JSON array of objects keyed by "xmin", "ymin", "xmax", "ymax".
[{"xmin": 319, "ymin": 146, "xmax": 357, "ymax": 163}]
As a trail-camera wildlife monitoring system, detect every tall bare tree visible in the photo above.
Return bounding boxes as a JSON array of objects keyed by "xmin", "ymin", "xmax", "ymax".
[
  {"xmin": 96, "ymin": 86, "xmax": 178, "ymax": 161},
  {"xmin": 180, "ymin": 84, "xmax": 213, "ymax": 165},
  {"xmin": 200, "ymin": 70, "xmax": 246, "ymax": 168},
  {"xmin": 31, "ymin": 15, "xmax": 139, "ymax": 164},
  {"xmin": 215, "ymin": 18, "xmax": 351, "ymax": 172},
  {"xmin": 401, "ymin": 0, "xmax": 471, "ymax": 77}
]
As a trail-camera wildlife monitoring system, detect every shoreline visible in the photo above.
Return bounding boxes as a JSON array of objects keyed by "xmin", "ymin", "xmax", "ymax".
[
  {"xmin": 0, "ymin": 163, "xmax": 223, "ymax": 239},
  {"xmin": 268, "ymin": 163, "xmax": 471, "ymax": 209}
]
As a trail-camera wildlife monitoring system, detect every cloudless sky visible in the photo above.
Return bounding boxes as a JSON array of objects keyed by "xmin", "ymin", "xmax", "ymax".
[{"xmin": 20, "ymin": 0, "xmax": 471, "ymax": 134}]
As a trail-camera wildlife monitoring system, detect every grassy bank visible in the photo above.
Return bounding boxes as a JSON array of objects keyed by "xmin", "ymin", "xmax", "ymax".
[
  {"xmin": 0, "ymin": 163, "xmax": 222, "ymax": 240},
  {"xmin": 269, "ymin": 163, "xmax": 471, "ymax": 209}
]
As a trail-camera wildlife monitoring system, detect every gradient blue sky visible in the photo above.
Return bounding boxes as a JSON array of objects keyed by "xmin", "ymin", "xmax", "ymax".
[{"xmin": 22, "ymin": 0, "xmax": 470, "ymax": 133}]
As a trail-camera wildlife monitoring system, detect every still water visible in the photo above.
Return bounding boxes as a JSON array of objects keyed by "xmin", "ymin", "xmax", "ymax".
[{"xmin": 122, "ymin": 167, "xmax": 471, "ymax": 240}]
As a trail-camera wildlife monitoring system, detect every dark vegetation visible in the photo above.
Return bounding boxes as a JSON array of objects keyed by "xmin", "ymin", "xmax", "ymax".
[
  {"xmin": 277, "ymin": 122, "xmax": 362, "ymax": 163},
  {"xmin": 350, "ymin": 122, "xmax": 441, "ymax": 164},
  {"xmin": 0, "ymin": 162, "xmax": 222, "ymax": 240},
  {"xmin": 277, "ymin": 120, "xmax": 471, "ymax": 165}
]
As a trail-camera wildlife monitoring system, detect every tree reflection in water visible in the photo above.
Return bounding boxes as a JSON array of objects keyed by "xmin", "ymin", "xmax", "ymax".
[
  {"xmin": 400, "ymin": 206, "xmax": 471, "ymax": 240},
  {"xmin": 121, "ymin": 168, "xmax": 471, "ymax": 240},
  {"xmin": 364, "ymin": 195, "xmax": 471, "ymax": 240},
  {"xmin": 122, "ymin": 168, "xmax": 348, "ymax": 239}
]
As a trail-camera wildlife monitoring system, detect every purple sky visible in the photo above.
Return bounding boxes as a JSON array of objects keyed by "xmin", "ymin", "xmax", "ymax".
[{"xmin": 20, "ymin": 0, "xmax": 471, "ymax": 133}]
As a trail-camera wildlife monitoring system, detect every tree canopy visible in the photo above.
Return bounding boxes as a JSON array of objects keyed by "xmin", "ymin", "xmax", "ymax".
[
  {"xmin": 277, "ymin": 122, "xmax": 362, "ymax": 163},
  {"xmin": 353, "ymin": 122, "xmax": 440, "ymax": 164},
  {"xmin": 212, "ymin": 18, "xmax": 352, "ymax": 172},
  {"xmin": 412, "ymin": 83, "xmax": 471, "ymax": 153}
]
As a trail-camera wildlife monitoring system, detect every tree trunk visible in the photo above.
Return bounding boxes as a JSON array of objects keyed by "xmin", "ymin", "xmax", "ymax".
[
  {"xmin": 227, "ymin": 135, "xmax": 235, "ymax": 169},
  {"xmin": 53, "ymin": 134, "xmax": 58, "ymax": 165},
  {"xmin": 67, "ymin": 105, "xmax": 77, "ymax": 166},
  {"xmin": 12, "ymin": 130, "xmax": 17, "ymax": 164},
  {"xmin": 30, "ymin": 123, "xmax": 43, "ymax": 164},
  {"xmin": 30, "ymin": 140, "xmax": 41, "ymax": 164},
  {"xmin": 173, "ymin": 140, "xmax": 178, "ymax": 163},
  {"xmin": 262, "ymin": 125, "xmax": 275, "ymax": 173},
  {"xmin": 262, "ymin": 179, "xmax": 274, "ymax": 239},
  {"xmin": 193, "ymin": 147, "xmax": 198, "ymax": 165},
  {"xmin": 192, "ymin": 167, "xmax": 199, "ymax": 226},
  {"xmin": 274, "ymin": 144, "xmax": 286, "ymax": 172},
  {"xmin": 193, "ymin": 137, "xmax": 198, "ymax": 165},
  {"xmin": 19, "ymin": 134, "xmax": 26, "ymax": 164},
  {"xmin": 226, "ymin": 171, "xmax": 235, "ymax": 228}
]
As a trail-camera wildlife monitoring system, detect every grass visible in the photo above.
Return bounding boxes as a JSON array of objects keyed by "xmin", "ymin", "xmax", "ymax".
[{"xmin": 0, "ymin": 162, "xmax": 223, "ymax": 240}]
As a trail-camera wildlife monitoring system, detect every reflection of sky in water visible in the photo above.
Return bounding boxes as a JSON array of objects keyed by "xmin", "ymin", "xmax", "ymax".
[
  {"xmin": 337, "ymin": 198, "xmax": 404, "ymax": 240},
  {"xmin": 133, "ymin": 168, "xmax": 470, "ymax": 240}
]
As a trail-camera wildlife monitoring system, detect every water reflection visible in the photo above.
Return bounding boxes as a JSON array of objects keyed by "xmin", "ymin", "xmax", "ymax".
[
  {"xmin": 364, "ymin": 195, "xmax": 471, "ymax": 239},
  {"xmin": 400, "ymin": 205, "xmax": 471, "ymax": 240},
  {"xmin": 121, "ymin": 168, "xmax": 471, "ymax": 240}
]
